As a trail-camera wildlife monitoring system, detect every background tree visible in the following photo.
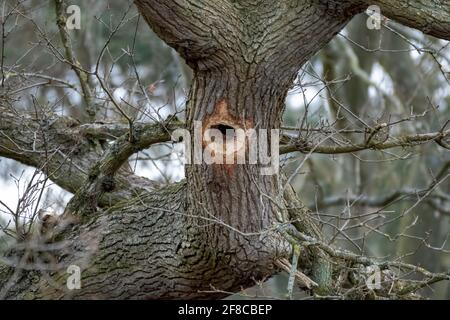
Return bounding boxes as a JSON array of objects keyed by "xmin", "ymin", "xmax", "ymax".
[{"xmin": 0, "ymin": 0, "xmax": 449, "ymax": 299}]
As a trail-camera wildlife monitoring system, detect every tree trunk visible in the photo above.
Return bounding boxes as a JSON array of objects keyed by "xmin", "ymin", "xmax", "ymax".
[{"xmin": 1, "ymin": 0, "xmax": 450, "ymax": 300}]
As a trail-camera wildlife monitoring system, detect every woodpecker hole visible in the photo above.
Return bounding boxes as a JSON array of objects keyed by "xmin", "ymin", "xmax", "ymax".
[{"xmin": 210, "ymin": 123, "xmax": 236, "ymax": 141}]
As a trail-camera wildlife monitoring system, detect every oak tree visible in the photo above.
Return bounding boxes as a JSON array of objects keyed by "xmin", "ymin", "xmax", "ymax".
[{"xmin": 0, "ymin": 0, "xmax": 449, "ymax": 299}]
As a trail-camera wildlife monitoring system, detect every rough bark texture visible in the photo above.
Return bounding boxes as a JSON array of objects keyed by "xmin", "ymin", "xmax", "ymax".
[
  {"xmin": 1, "ymin": 0, "xmax": 449, "ymax": 299},
  {"xmin": 357, "ymin": 0, "xmax": 450, "ymax": 41}
]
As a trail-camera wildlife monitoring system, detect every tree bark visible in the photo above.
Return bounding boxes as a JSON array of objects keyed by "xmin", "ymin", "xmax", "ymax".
[
  {"xmin": 1, "ymin": 0, "xmax": 450, "ymax": 299},
  {"xmin": 357, "ymin": 0, "xmax": 450, "ymax": 41}
]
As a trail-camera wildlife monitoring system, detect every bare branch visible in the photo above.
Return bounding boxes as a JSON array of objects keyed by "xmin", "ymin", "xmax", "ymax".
[
  {"xmin": 280, "ymin": 129, "xmax": 450, "ymax": 155},
  {"xmin": 356, "ymin": 0, "xmax": 450, "ymax": 41},
  {"xmin": 54, "ymin": 0, "xmax": 95, "ymax": 119}
]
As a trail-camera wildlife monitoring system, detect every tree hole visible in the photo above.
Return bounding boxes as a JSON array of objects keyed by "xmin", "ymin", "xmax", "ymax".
[{"xmin": 211, "ymin": 124, "xmax": 236, "ymax": 140}]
